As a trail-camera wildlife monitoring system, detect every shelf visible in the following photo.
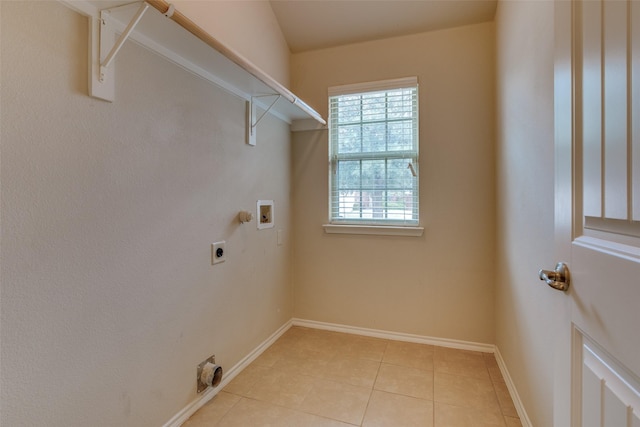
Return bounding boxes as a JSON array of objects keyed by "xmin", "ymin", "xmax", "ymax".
[{"xmin": 60, "ymin": 0, "xmax": 326, "ymax": 133}]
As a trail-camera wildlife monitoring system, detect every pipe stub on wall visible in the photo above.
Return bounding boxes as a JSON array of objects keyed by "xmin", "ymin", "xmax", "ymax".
[{"xmin": 200, "ymin": 362, "xmax": 223, "ymax": 389}]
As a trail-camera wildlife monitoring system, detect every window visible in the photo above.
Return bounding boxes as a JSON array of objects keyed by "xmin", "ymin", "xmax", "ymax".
[{"xmin": 328, "ymin": 77, "xmax": 419, "ymax": 227}]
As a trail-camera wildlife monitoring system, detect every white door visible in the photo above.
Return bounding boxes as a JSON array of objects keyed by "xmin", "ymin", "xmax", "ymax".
[{"xmin": 555, "ymin": 0, "xmax": 640, "ymax": 426}]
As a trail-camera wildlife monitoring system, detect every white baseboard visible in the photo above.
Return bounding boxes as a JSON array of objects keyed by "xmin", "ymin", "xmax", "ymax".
[
  {"xmin": 299, "ymin": 319, "xmax": 533, "ymax": 425},
  {"xmin": 494, "ymin": 346, "xmax": 533, "ymax": 427},
  {"xmin": 292, "ymin": 318, "xmax": 495, "ymax": 353},
  {"xmin": 162, "ymin": 319, "xmax": 293, "ymax": 427},
  {"xmin": 164, "ymin": 317, "xmax": 531, "ymax": 427}
]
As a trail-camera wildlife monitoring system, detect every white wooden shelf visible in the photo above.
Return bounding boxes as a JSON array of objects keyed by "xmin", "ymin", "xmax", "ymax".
[{"xmin": 60, "ymin": 0, "xmax": 326, "ymax": 141}]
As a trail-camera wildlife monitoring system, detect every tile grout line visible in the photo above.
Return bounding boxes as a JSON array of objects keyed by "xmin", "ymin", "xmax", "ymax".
[
  {"xmin": 186, "ymin": 326, "xmax": 522, "ymax": 427},
  {"xmin": 484, "ymin": 355, "xmax": 509, "ymax": 426},
  {"xmin": 358, "ymin": 382, "xmax": 375, "ymax": 426},
  {"xmin": 211, "ymin": 394, "xmax": 242, "ymax": 427},
  {"xmin": 360, "ymin": 344, "xmax": 387, "ymax": 427},
  {"xmin": 433, "ymin": 354, "xmax": 436, "ymax": 427},
  {"xmin": 485, "ymin": 354, "xmax": 517, "ymax": 421}
]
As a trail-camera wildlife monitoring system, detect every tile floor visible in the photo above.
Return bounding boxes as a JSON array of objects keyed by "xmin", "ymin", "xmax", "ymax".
[{"xmin": 183, "ymin": 327, "xmax": 522, "ymax": 427}]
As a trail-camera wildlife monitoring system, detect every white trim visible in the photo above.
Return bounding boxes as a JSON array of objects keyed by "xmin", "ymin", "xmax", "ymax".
[
  {"xmin": 328, "ymin": 80, "xmax": 419, "ymax": 226},
  {"xmin": 494, "ymin": 346, "xmax": 534, "ymax": 427},
  {"xmin": 57, "ymin": 0, "xmax": 325, "ymax": 125},
  {"xmin": 165, "ymin": 318, "xmax": 533, "ymax": 426},
  {"xmin": 162, "ymin": 320, "xmax": 293, "ymax": 427},
  {"xmin": 328, "ymin": 76, "xmax": 418, "ymax": 96},
  {"xmin": 323, "ymin": 224, "xmax": 424, "ymax": 237},
  {"xmin": 582, "ymin": 340, "xmax": 640, "ymax": 415},
  {"xmin": 574, "ymin": 235, "xmax": 640, "ymax": 263},
  {"xmin": 291, "ymin": 318, "xmax": 493, "ymax": 353}
]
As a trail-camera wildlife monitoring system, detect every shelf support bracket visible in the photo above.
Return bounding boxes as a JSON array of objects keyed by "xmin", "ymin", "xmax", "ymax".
[
  {"xmin": 246, "ymin": 94, "xmax": 281, "ymax": 146},
  {"xmin": 89, "ymin": 2, "xmax": 149, "ymax": 102},
  {"xmin": 100, "ymin": 2, "xmax": 149, "ymax": 81}
]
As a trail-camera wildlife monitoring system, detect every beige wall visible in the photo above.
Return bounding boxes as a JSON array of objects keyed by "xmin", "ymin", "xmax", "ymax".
[
  {"xmin": 290, "ymin": 23, "xmax": 497, "ymax": 344},
  {"xmin": 0, "ymin": 2, "xmax": 292, "ymax": 426},
  {"xmin": 0, "ymin": 1, "xmax": 561, "ymax": 425},
  {"xmin": 495, "ymin": 1, "xmax": 556, "ymax": 425},
  {"xmin": 172, "ymin": 0, "xmax": 291, "ymax": 86}
]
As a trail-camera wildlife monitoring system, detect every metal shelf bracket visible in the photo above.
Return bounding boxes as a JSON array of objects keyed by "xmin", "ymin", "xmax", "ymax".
[{"xmin": 246, "ymin": 94, "xmax": 281, "ymax": 146}]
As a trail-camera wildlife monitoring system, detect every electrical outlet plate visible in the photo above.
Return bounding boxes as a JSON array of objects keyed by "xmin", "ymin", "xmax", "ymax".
[
  {"xmin": 212, "ymin": 241, "xmax": 226, "ymax": 265},
  {"xmin": 197, "ymin": 355, "xmax": 216, "ymax": 393}
]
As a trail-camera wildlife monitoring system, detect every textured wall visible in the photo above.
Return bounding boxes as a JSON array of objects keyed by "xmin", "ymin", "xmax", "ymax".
[
  {"xmin": 495, "ymin": 1, "xmax": 556, "ymax": 425},
  {"xmin": 290, "ymin": 23, "xmax": 497, "ymax": 344},
  {"xmin": 1, "ymin": 2, "xmax": 292, "ymax": 425},
  {"xmin": 172, "ymin": 0, "xmax": 291, "ymax": 86}
]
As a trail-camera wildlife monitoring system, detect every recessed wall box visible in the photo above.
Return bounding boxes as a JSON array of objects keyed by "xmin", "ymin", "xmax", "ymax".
[{"xmin": 257, "ymin": 200, "xmax": 274, "ymax": 230}]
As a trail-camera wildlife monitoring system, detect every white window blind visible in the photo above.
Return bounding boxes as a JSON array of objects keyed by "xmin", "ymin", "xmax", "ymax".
[{"xmin": 329, "ymin": 77, "xmax": 419, "ymax": 226}]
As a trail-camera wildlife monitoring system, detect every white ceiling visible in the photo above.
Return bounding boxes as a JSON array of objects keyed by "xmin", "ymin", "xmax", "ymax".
[{"xmin": 269, "ymin": 0, "xmax": 498, "ymax": 53}]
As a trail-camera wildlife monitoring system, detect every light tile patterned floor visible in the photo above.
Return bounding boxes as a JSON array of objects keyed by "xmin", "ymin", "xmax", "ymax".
[{"xmin": 183, "ymin": 327, "xmax": 522, "ymax": 427}]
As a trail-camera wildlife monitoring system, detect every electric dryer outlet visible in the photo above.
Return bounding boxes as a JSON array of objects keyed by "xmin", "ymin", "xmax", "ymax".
[{"xmin": 212, "ymin": 241, "xmax": 226, "ymax": 265}]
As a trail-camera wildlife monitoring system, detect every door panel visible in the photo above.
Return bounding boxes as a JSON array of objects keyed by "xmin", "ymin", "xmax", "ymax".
[
  {"xmin": 581, "ymin": 0, "xmax": 602, "ymax": 218},
  {"xmin": 581, "ymin": 363, "xmax": 602, "ymax": 427},
  {"xmin": 580, "ymin": 0, "xmax": 638, "ymax": 225},
  {"xmin": 582, "ymin": 2, "xmax": 602, "ymax": 218},
  {"xmin": 602, "ymin": 0, "xmax": 628, "ymax": 220},
  {"xmin": 556, "ymin": 0, "xmax": 640, "ymax": 425},
  {"xmin": 572, "ymin": 241, "xmax": 640, "ymax": 377},
  {"xmin": 581, "ymin": 340, "xmax": 640, "ymax": 427}
]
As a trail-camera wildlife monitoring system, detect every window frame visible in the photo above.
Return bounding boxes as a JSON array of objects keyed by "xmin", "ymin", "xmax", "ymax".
[{"xmin": 326, "ymin": 77, "xmax": 421, "ymax": 233}]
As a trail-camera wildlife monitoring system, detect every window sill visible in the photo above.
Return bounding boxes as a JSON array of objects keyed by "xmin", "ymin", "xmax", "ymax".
[{"xmin": 322, "ymin": 224, "xmax": 424, "ymax": 237}]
